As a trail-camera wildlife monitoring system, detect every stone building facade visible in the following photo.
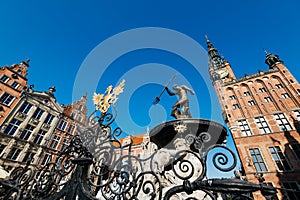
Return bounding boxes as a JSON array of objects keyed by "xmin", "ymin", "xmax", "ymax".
[
  {"xmin": 207, "ymin": 36, "xmax": 300, "ymax": 199},
  {"xmin": 0, "ymin": 61, "xmax": 87, "ymax": 174}
]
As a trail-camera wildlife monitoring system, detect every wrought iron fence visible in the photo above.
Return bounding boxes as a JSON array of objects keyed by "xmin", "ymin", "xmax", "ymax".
[{"xmin": 0, "ymin": 109, "xmax": 277, "ymax": 200}]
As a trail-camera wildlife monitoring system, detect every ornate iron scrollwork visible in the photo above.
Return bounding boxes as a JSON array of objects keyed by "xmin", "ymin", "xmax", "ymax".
[{"xmin": 0, "ymin": 108, "xmax": 277, "ymax": 200}]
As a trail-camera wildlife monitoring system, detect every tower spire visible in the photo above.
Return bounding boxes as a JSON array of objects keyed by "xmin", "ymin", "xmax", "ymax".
[
  {"xmin": 205, "ymin": 35, "xmax": 214, "ymax": 50},
  {"xmin": 206, "ymin": 35, "xmax": 222, "ymax": 68}
]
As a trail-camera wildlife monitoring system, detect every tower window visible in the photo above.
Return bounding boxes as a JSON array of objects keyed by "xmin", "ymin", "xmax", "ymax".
[
  {"xmin": 259, "ymin": 88, "xmax": 267, "ymax": 93},
  {"xmin": 269, "ymin": 146, "xmax": 291, "ymax": 171},
  {"xmin": 281, "ymin": 93, "xmax": 290, "ymax": 99},
  {"xmin": 290, "ymin": 79, "xmax": 294, "ymax": 83},
  {"xmin": 244, "ymin": 91, "xmax": 251, "ymax": 96},
  {"xmin": 233, "ymin": 104, "xmax": 240, "ymax": 110},
  {"xmin": 255, "ymin": 116, "xmax": 271, "ymax": 134},
  {"xmin": 229, "ymin": 95, "xmax": 236, "ymax": 100},
  {"xmin": 297, "ymin": 89, "xmax": 300, "ymax": 93},
  {"xmin": 273, "ymin": 113, "xmax": 292, "ymax": 131},
  {"xmin": 238, "ymin": 119, "xmax": 252, "ymax": 136},
  {"xmin": 275, "ymin": 84, "xmax": 283, "ymax": 89},
  {"xmin": 264, "ymin": 97, "xmax": 272, "ymax": 102},
  {"xmin": 248, "ymin": 100, "xmax": 255, "ymax": 106},
  {"xmin": 281, "ymin": 182, "xmax": 300, "ymax": 200},
  {"xmin": 249, "ymin": 148, "xmax": 267, "ymax": 172}
]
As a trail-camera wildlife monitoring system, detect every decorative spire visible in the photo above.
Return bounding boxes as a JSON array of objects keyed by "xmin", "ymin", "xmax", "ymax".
[
  {"xmin": 21, "ymin": 58, "xmax": 30, "ymax": 67},
  {"xmin": 206, "ymin": 35, "xmax": 223, "ymax": 68},
  {"xmin": 49, "ymin": 86, "xmax": 56, "ymax": 93},
  {"xmin": 264, "ymin": 50, "xmax": 282, "ymax": 68},
  {"xmin": 205, "ymin": 35, "xmax": 214, "ymax": 50}
]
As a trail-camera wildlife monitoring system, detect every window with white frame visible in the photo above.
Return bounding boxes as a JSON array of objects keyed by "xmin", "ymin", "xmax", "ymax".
[
  {"xmin": 78, "ymin": 116, "xmax": 82, "ymax": 122},
  {"xmin": 0, "ymin": 144, "xmax": 7, "ymax": 156},
  {"xmin": 41, "ymin": 153, "xmax": 52, "ymax": 166},
  {"xmin": 4, "ymin": 119, "xmax": 21, "ymax": 136},
  {"xmin": 0, "ymin": 92, "xmax": 15, "ymax": 106},
  {"xmin": 259, "ymin": 88, "xmax": 267, "ymax": 93},
  {"xmin": 269, "ymin": 146, "xmax": 291, "ymax": 171},
  {"xmin": 22, "ymin": 152, "xmax": 35, "ymax": 163},
  {"xmin": 264, "ymin": 97, "xmax": 272, "ymax": 102},
  {"xmin": 61, "ymin": 139, "xmax": 69, "ymax": 151},
  {"xmin": 238, "ymin": 119, "xmax": 252, "ymax": 136},
  {"xmin": 282, "ymin": 93, "xmax": 290, "ymax": 99},
  {"xmin": 57, "ymin": 119, "xmax": 68, "ymax": 131},
  {"xmin": 281, "ymin": 182, "xmax": 300, "ymax": 200},
  {"xmin": 229, "ymin": 95, "xmax": 235, "ymax": 100},
  {"xmin": 20, "ymin": 125, "xmax": 35, "ymax": 140},
  {"xmin": 249, "ymin": 148, "xmax": 267, "ymax": 172},
  {"xmin": 293, "ymin": 110, "xmax": 300, "ymax": 120},
  {"xmin": 0, "ymin": 75, "xmax": 9, "ymax": 83},
  {"xmin": 248, "ymin": 100, "xmax": 255, "ymax": 106},
  {"xmin": 50, "ymin": 135, "xmax": 61, "ymax": 149},
  {"xmin": 44, "ymin": 113, "xmax": 54, "ymax": 124},
  {"xmin": 67, "ymin": 124, "xmax": 75, "ymax": 134},
  {"xmin": 7, "ymin": 148, "xmax": 21, "ymax": 161},
  {"xmin": 244, "ymin": 91, "xmax": 251, "ymax": 96},
  {"xmin": 273, "ymin": 113, "xmax": 292, "ymax": 131},
  {"xmin": 275, "ymin": 83, "xmax": 283, "ymax": 89},
  {"xmin": 10, "ymin": 81, "xmax": 20, "ymax": 89},
  {"xmin": 70, "ymin": 112, "xmax": 76, "ymax": 119},
  {"xmin": 255, "ymin": 116, "xmax": 271, "ymax": 134},
  {"xmin": 233, "ymin": 104, "xmax": 240, "ymax": 110},
  {"xmin": 32, "ymin": 108, "xmax": 44, "ymax": 119},
  {"xmin": 78, "ymin": 105, "xmax": 83, "ymax": 111},
  {"xmin": 18, "ymin": 102, "xmax": 32, "ymax": 114},
  {"xmin": 33, "ymin": 130, "xmax": 46, "ymax": 145}
]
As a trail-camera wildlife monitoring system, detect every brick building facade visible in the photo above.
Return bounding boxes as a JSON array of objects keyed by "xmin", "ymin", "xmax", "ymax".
[
  {"xmin": 0, "ymin": 61, "xmax": 87, "ymax": 174},
  {"xmin": 207, "ymin": 36, "xmax": 300, "ymax": 199}
]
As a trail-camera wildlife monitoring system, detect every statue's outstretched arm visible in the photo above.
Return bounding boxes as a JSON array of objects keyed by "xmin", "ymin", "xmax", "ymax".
[
  {"xmin": 182, "ymin": 85, "xmax": 195, "ymax": 95},
  {"xmin": 165, "ymin": 87, "xmax": 175, "ymax": 96}
]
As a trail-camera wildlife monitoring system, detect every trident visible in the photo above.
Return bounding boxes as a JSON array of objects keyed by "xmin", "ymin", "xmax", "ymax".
[{"xmin": 152, "ymin": 74, "xmax": 176, "ymax": 105}]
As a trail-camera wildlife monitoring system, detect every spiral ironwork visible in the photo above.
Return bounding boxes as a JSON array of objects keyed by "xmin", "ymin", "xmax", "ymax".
[{"xmin": 0, "ymin": 108, "xmax": 277, "ymax": 200}]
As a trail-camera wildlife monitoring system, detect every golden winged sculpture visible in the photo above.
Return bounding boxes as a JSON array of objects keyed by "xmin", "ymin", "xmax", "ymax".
[{"xmin": 93, "ymin": 79, "xmax": 125, "ymax": 113}]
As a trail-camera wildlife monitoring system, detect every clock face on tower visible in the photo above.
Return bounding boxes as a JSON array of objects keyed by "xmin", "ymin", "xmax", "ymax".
[{"xmin": 216, "ymin": 68, "xmax": 229, "ymax": 79}]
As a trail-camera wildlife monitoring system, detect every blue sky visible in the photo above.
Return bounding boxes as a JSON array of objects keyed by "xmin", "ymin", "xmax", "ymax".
[{"xmin": 1, "ymin": 0, "xmax": 300, "ymax": 177}]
